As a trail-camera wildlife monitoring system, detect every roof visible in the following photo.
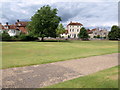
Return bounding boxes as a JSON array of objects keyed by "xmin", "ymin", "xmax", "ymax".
[
  {"xmin": 67, "ymin": 22, "xmax": 83, "ymax": 26},
  {"xmin": 9, "ymin": 24, "xmax": 16, "ymax": 29},
  {"xmin": 15, "ymin": 21, "xmax": 28, "ymax": 27}
]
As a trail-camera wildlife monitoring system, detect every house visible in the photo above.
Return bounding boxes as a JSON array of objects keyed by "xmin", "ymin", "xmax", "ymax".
[
  {"xmin": 0, "ymin": 20, "xmax": 28, "ymax": 36},
  {"xmin": 8, "ymin": 24, "xmax": 21, "ymax": 36},
  {"xmin": 60, "ymin": 30, "xmax": 69, "ymax": 38},
  {"xmin": 15, "ymin": 20, "xmax": 28, "ymax": 34},
  {"xmin": 60, "ymin": 21, "xmax": 83, "ymax": 38},
  {"xmin": 67, "ymin": 21, "xmax": 83, "ymax": 38},
  {"xmin": 88, "ymin": 28, "xmax": 109, "ymax": 39},
  {"xmin": 0, "ymin": 22, "xmax": 21, "ymax": 36}
]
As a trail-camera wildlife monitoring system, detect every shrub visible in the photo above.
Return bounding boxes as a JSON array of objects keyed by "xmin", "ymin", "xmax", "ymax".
[
  {"xmin": 18, "ymin": 34, "xmax": 38, "ymax": 41},
  {"xmin": 0, "ymin": 32, "xmax": 11, "ymax": 41}
]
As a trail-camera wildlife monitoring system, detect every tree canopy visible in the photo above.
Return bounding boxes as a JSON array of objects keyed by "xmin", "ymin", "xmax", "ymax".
[
  {"xmin": 78, "ymin": 27, "xmax": 89, "ymax": 40},
  {"xmin": 108, "ymin": 25, "xmax": 120, "ymax": 40},
  {"xmin": 56, "ymin": 23, "xmax": 65, "ymax": 37},
  {"xmin": 27, "ymin": 5, "xmax": 61, "ymax": 41}
]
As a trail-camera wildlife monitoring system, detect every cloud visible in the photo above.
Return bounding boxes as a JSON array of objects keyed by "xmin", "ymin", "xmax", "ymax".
[{"xmin": 0, "ymin": 0, "xmax": 118, "ymax": 30}]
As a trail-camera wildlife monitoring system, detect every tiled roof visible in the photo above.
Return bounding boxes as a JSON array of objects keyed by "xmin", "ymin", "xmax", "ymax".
[
  {"xmin": 9, "ymin": 24, "xmax": 16, "ymax": 29},
  {"xmin": 68, "ymin": 22, "xmax": 83, "ymax": 26},
  {"xmin": 16, "ymin": 21, "xmax": 28, "ymax": 27}
]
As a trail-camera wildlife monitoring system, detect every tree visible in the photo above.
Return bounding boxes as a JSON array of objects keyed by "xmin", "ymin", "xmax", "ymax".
[
  {"xmin": 56, "ymin": 23, "xmax": 65, "ymax": 37},
  {"xmin": 78, "ymin": 27, "xmax": 89, "ymax": 40},
  {"xmin": 27, "ymin": 5, "xmax": 61, "ymax": 41},
  {"xmin": 108, "ymin": 25, "xmax": 120, "ymax": 40}
]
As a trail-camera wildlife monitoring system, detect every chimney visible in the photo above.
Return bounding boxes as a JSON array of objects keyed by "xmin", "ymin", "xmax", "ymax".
[
  {"xmin": 70, "ymin": 21, "xmax": 72, "ymax": 23},
  {"xmin": 6, "ymin": 22, "xmax": 8, "ymax": 25},
  {"xmin": 17, "ymin": 19, "xmax": 19, "ymax": 22}
]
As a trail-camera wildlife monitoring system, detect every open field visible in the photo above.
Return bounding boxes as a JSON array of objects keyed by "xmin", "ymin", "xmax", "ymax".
[
  {"xmin": 46, "ymin": 65, "xmax": 119, "ymax": 88},
  {"xmin": 2, "ymin": 40, "xmax": 118, "ymax": 69}
]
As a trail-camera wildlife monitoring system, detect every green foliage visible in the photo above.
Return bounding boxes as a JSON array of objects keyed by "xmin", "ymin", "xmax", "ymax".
[
  {"xmin": 27, "ymin": 5, "xmax": 61, "ymax": 41},
  {"xmin": 78, "ymin": 27, "xmax": 89, "ymax": 40},
  {"xmin": 0, "ymin": 31, "xmax": 11, "ymax": 41},
  {"xmin": 56, "ymin": 23, "xmax": 65, "ymax": 37},
  {"xmin": 108, "ymin": 25, "xmax": 120, "ymax": 40},
  {"xmin": 18, "ymin": 34, "xmax": 38, "ymax": 41}
]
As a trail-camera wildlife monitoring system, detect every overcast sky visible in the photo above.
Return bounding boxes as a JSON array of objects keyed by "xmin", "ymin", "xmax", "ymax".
[{"xmin": 0, "ymin": 0, "xmax": 119, "ymax": 30}]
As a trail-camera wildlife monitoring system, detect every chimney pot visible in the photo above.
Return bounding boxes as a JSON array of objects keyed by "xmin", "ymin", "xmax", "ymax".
[
  {"xmin": 6, "ymin": 22, "xmax": 8, "ymax": 25},
  {"xmin": 17, "ymin": 19, "xmax": 19, "ymax": 22}
]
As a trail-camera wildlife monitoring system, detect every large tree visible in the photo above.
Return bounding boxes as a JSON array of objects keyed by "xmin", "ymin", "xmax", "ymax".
[
  {"xmin": 27, "ymin": 5, "xmax": 61, "ymax": 41},
  {"xmin": 108, "ymin": 25, "xmax": 120, "ymax": 40},
  {"xmin": 78, "ymin": 27, "xmax": 89, "ymax": 40},
  {"xmin": 56, "ymin": 23, "xmax": 65, "ymax": 37}
]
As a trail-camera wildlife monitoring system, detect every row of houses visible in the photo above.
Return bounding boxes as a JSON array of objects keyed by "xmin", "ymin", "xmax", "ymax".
[
  {"xmin": 0, "ymin": 20, "xmax": 109, "ymax": 39},
  {"xmin": 0, "ymin": 20, "xmax": 28, "ymax": 36},
  {"xmin": 60, "ymin": 21, "xmax": 109, "ymax": 39}
]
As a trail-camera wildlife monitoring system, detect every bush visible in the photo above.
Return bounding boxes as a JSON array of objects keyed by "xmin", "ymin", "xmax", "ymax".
[
  {"xmin": 18, "ymin": 34, "xmax": 38, "ymax": 41},
  {"xmin": 0, "ymin": 32, "xmax": 11, "ymax": 41}
]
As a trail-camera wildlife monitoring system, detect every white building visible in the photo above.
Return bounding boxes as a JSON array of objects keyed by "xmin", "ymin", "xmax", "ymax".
[{"xmin": 67, "ymin": 21, "xmax": 83, "ymax": 38}]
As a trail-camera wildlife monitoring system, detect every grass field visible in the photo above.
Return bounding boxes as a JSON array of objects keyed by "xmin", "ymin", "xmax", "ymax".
[
  {"xmin": 46, "ymin": 65, "xmax": 119, "ymax": 88},
  {"xmin": 2, "ymin": 40, "xmax": 118, "ymax": 69}
]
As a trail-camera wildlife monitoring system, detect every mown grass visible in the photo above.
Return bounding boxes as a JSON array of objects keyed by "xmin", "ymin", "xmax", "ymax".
[
  {"xmin": 46, "ymin": 65, "xmax": 119, "ymax": 88},
  {"xmin": 2, "ymin": 40, "xmax": 118, "ymax": 69}
]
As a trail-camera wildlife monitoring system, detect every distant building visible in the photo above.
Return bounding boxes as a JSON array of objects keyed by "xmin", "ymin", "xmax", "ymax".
[
  {"xmin": 15, "ymin": 20, "xmax": 28, "ymax": 34},
  {"xmin": 60, "ymin": 21, "xmax": 83, "ymax": 38},
  {"xmin": 67, "ymin": 21, "xmax": 83, "ymax": 38},
  {"xmin": 60, "ymin": 30, "xmax": 69, "ymax": 38},
  {"xmin": 0, "ymin": 20, "xmax": 28, "ymax": 36},
  {"xmin": 88, "ymin": 28, "xmax": 109, "ymax": 39}
]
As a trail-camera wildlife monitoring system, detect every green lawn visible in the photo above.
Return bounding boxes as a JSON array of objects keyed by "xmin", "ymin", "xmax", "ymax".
[
  {"xmin": 2, "ymin": 40, "xmax": 118, "ymax": 69},
  {"xmin": 46, "ymin": 65, "xmax": 119, "ymax": 88}
]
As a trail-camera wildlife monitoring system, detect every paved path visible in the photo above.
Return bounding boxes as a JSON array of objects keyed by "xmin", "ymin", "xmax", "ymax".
[{"xmin": 2, "ymin": 53, "xmax": 119, "ymax": 88}]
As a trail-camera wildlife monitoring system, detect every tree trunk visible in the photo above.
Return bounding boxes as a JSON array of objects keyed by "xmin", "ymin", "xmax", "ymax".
[{"xmin": 41, "ymin": 37, "xmax": 44, "ymax": 42}]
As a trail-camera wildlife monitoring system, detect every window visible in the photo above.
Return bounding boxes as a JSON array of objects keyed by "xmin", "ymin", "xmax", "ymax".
[
  {"xmin": 72, "ymin": 29, "xmax": 74, "ymax": 32},
  {"xmin": 77, "ymin": 29, "xmax": 79, "ymax": 32},
  {"xmin": 70, "ymin": 29, "xmax": 71, "ymax": 32}
]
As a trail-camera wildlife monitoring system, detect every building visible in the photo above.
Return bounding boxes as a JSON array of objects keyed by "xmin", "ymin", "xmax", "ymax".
[
  {"xmin": 60, "ymin": 30, "xmax": 69, "ymax": 38},
  {"xmin": 0, "ymin": 20, "xmax": 28, "ymax": 36},
  {"xmin": 67, "ymin": 21, "xmax": 83, "ymax": 38},
  {"xmin": 88, "ymin": 28, "xmax": 109, "ymax": 39},
  {"xmin": 15, "ymin": 20, "xmax": 28, "ymax": 34}
]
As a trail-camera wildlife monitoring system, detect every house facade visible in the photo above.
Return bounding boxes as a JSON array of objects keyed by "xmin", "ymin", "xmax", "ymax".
[
  {"xmin": 88, "ymin": 28, "xmax": 109, "ymax": 39},
  {"xmin": 0, "ymin": 20, "xmax": 28, "ymax": 36},
  {"xmin": 67, "ymin": 21, "xmax": 83, "ymax": 38},
  {"xmin": 15, "ymin": 20, "xmax": 28, "ymax": 34}
]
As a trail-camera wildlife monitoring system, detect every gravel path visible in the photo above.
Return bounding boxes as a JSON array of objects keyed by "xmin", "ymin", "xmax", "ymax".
[{"xmin": 2, "ymin": 53, "xmax": 119, "ymax": 88}]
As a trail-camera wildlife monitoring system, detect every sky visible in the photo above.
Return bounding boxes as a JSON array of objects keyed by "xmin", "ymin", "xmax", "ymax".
[{"xmin": 0, "ymin": 0, "xmax": 119, "ymax": 30}]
